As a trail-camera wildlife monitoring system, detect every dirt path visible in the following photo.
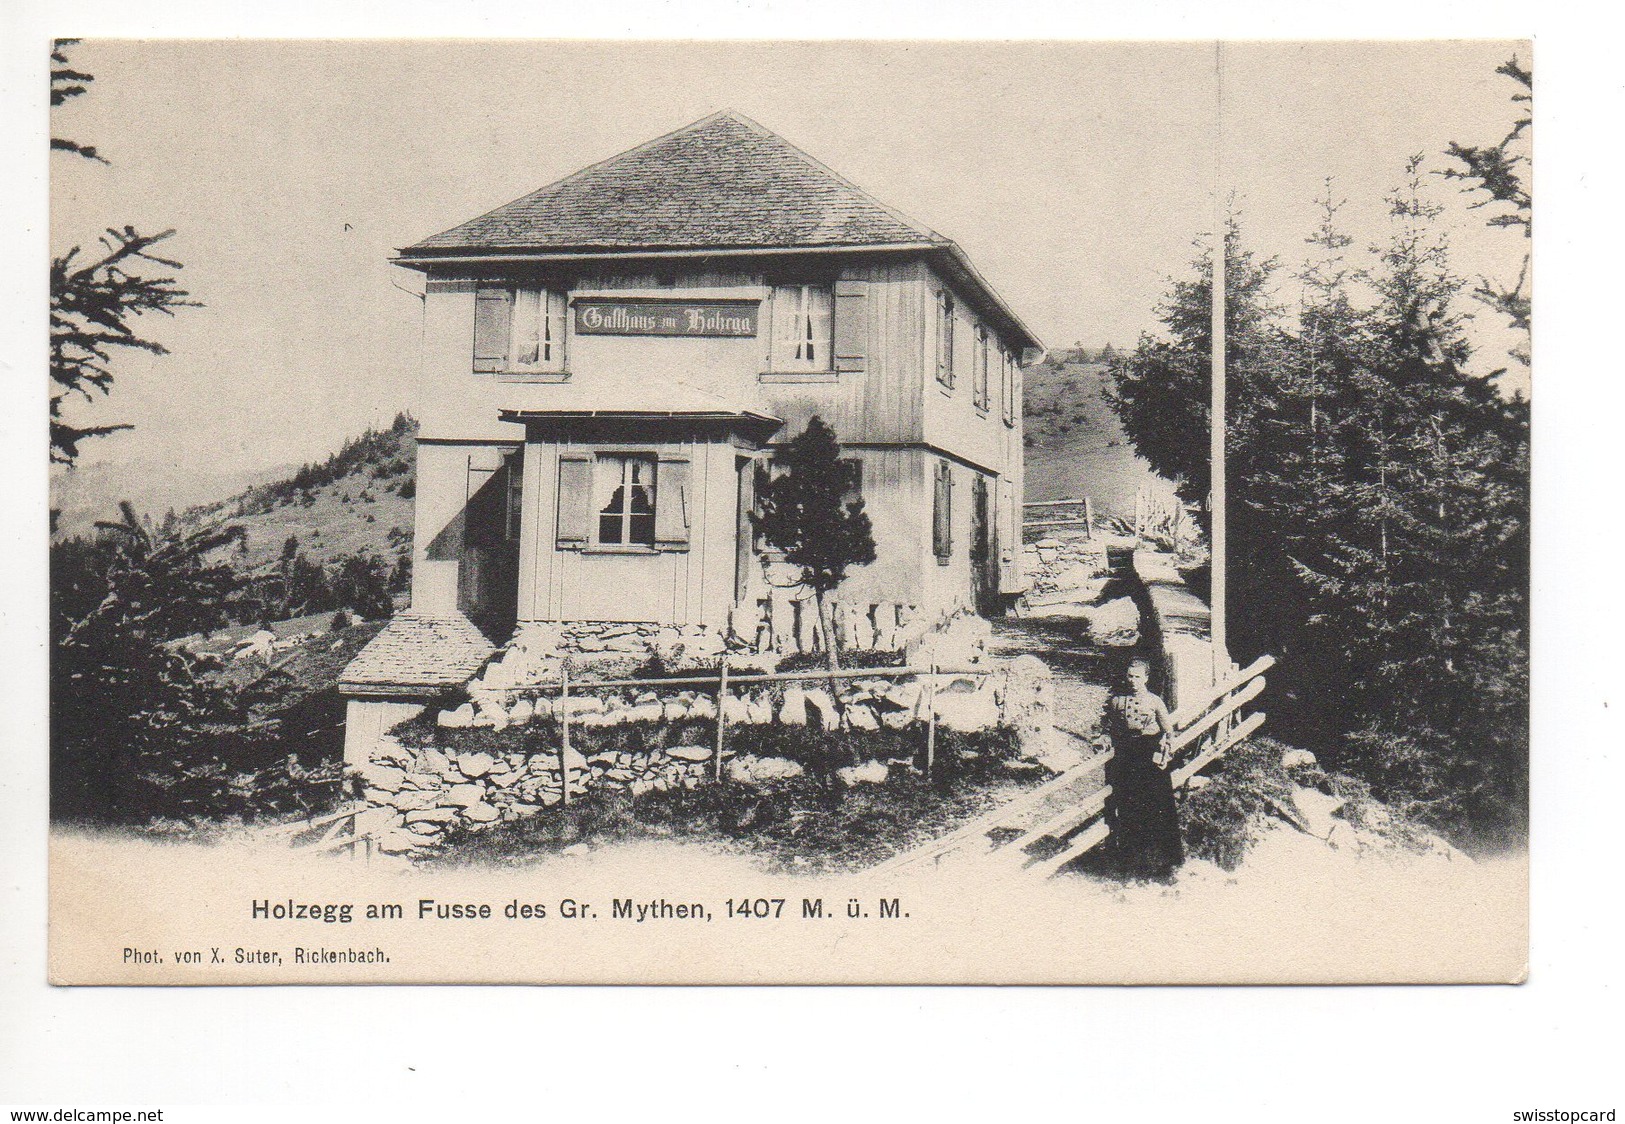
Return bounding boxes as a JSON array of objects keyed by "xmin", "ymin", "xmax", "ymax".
[{"xmin": 991, "ymin": 613, "xmax": 1113, "ymax": 756}]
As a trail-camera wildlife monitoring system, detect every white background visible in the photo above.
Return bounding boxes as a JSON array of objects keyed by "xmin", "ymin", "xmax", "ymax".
[{"xmin": 3, "ymin": 1, "xmax": 1619, "ymax": 1120}]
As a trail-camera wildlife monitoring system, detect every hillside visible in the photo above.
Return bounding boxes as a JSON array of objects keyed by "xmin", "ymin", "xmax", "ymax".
[
  {"xmin": 183, "ymin": 413, "xmax": 416, "ymax": 573},
  {"xmin": 1023, "ymin": 348, "xmax": 1180, "ymax": 520}
]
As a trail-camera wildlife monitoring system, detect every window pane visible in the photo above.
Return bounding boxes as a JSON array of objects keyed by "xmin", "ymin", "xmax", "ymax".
[
  {"xmin": 592, "ymin": 455, "xmax": 658, "ymax": 546},
  {"xmin": 805, "ymin": 286, "xmax": 832, "ymax": 364},
  {"xmin": 512, "ymin": 288, "xmax": 542, "ymax": 366},
  {"xmin": 543, "ymin": 290, "xmax": 566, "ymax": 365},
  {"xmin": 773, "ymin": 285, "xmax": 832, "ymax": 370}
]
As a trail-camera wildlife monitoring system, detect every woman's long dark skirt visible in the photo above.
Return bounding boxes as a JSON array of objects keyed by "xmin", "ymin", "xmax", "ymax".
[{"xmin": 1104, "ymin": 733, "xmax": 1185, "ymax": 881}]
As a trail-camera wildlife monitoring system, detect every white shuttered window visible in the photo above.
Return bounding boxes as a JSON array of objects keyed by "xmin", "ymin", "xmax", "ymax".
[
  {"xmin": 509, "ymin": 288, "xmax": 567, "ymax": 372},
  {"xmin": 771, "ymin": 285, "xmax": 834, "ymax": 371}
]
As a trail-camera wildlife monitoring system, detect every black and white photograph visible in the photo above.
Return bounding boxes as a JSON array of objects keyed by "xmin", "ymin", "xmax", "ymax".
[
  {"xmin": 39, "ymin": 37, "xmax": 1533, "ymax": 985},
  {"xmin": 5, "ymin": 9, "xmax": 1619, "ymax": 1119}
]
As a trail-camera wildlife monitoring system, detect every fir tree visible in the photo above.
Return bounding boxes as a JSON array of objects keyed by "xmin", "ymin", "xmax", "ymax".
[
  {"xmin": 1443, "ymin": 56, "xmax": 1532, "ymax": 369},
  {"xmin": 754, "ymin": 416, "xmax": 876, "ymax": 671},
  {"xmin": 1108, "ymin": 169, "xmax": 1529, "ymax": 846},
  {"xmin": 51, "ymin": 505, "xmax": 248, "ymax": 822},
  {"xmin": 50, "ymin": 40, "xmax": 197, "ymax": 465}
]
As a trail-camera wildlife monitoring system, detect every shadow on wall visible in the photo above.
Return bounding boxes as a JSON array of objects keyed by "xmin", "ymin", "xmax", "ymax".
[{"xmin": 424, "ymin": 460, "xmax": 518, "ymax": 637}]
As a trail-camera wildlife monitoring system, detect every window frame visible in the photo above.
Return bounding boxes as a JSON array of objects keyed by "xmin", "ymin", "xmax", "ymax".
[
  {"xmin": 590, "ymin": 452, "xmax": 659, "ymax": 552},
  {"xmin": 768, "ymin": 283, "xmax": 835, "ymax": 374},
  {"xmin": 1001, "ymin": 346, "xmax": 1016, "ymax": 427},
  {"xmin": 933, "ymin": 459, "xmax": 954, "ymax": 565},
  {"xmin": 503, "ymin": 450, "xmax": 524, "ymax": 543},
  {"xmin": 506, "ymin": 285, "xmax": 569, "ymax": 376},
  {"xmin": 973, "ymin": 324, "xmax": 991, "ymax": 413},
  {"xmin": 936, "ymin": 289, "xmax": 956, "ymax": 390}
]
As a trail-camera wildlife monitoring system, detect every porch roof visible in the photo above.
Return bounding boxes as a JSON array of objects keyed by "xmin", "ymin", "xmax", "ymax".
[
  {"xmin": 497, "ymin": 380, "xmax": 781, "ymax": 430},
  {"xmin": 339, "ymin": 611, "xmax": 497, "ymax": 695}
]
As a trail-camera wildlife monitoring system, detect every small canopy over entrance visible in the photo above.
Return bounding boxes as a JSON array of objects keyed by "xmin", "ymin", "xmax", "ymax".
[{"xmin": 497, "ymin": 379, "xmax": 782, "ymax": 445}]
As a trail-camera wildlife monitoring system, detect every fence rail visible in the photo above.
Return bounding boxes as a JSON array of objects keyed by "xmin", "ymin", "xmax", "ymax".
[
  {"xmin": 279, "ymin": 802, "xmax": 375, "ymax": 861},
  {"xmin": 476, "ymin": 660, "xmax": 995, "ymax": 798},
  {"xmin": 1022, "ymin": 495, "xmax": 1095, "ymax": 538},
  {"xmin": 874, "ymin": 652, "xmax": 1273, "ymax": 878}
]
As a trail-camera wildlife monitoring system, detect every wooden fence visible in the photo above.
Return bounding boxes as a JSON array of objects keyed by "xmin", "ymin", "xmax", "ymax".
[
  {"xmin": 1022, "ymin": 496, "xmax": 1094, "ymax": 536},
  {"xmin": 497, "ymin": 660, "xmax": 992, "ymax": 802},
  {"xmin": 875, "ymin": 653, "xmax": 1272, "ymax": 877},
  {"xmin": 279, "ymin": 803, "xmax": 375, "ymax": 862}
]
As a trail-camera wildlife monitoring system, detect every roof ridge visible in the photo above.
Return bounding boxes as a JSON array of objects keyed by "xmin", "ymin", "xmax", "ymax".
[
  {"xmin": 710, "ymin": 110, "xmax": 943, "ymax": 243},
  {"xmin": 408, "ymin": 109, "xmax": 940, "ymax": 253},
  {"xmin": 411, "ymin": 110, "xmax": 746, "ymax": 251}
]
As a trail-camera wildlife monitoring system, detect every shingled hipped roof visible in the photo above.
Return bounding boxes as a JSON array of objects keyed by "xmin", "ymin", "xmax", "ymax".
[
  {"xmin": 405, "ymin": 111, "xmax": 938, "ymax": 255},
  {"xmin": 340, "ymin": 612, "xmax": 497, "ymax": 695}
]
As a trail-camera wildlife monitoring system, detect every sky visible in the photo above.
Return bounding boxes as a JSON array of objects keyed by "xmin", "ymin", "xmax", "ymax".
[{"xmin": 49, "ymin": 38, "xmax": 1530, "ymax": 478}]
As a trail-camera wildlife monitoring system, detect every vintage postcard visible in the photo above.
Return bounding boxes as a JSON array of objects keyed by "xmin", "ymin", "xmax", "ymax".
[{"xmin": 47, "ymin": 39, "xmax": 1529, "ymax": 985}]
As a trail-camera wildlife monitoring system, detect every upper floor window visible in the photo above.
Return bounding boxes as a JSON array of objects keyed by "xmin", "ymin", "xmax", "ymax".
[
  {"xmin": 770, "ymin": 285, "xmax": 834, "ymax": 371},
  {"xmin": 936, "ymin": 290, "xmax": 955, "ymax": 389},
  {"xmin": 473, "ymin": 284, "xmax": 567, "ymax": 375},
  {"xmin": 994, "ymin": 347, "xmax": 1007, "ymax": 425},
  {"xmin": 973, "ymin": 325, "xmax": 991, "ymax": 413},
  {"xmin": 511, "ymin": 288, "xmax": 567, "ymax": 372}
]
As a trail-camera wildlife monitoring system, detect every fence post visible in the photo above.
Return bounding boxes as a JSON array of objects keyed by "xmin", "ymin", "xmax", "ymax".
[
  {"xmin": 714, "ymin": 658, "xmax": 729, "ymax": 784},
  {"xmin": 559, "ymin": 663, "xmax": 571, "ymax": 808},
  {"xmin": 1084, "ymin": 496, "xmax": 1094, "ymax": 540},
  {"xmin": 923, "ymin": 659, "xmax": 938, "ymax": 780}
]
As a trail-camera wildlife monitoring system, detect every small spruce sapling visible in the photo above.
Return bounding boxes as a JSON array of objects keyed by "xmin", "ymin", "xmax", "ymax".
[{"xmin": 754, "ymin": 416, "xmax": 876, "ymax": 672}]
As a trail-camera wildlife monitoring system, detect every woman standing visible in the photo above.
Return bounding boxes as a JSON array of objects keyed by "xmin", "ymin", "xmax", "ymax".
[{"xmin": 1102, "ymin": 657, "xmax": 1184, "ymax": 882}]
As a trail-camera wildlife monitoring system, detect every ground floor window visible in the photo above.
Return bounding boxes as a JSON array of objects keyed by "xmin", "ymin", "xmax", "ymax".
[{"xmin": 595, "ymin": 454, "xmax": 656, "ymax": 546}]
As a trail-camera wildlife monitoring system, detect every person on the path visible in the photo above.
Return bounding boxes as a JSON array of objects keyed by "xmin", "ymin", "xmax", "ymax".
[{"xmin": 1102, "ymin": 657, "xmax": 1184, "ymax": 882}]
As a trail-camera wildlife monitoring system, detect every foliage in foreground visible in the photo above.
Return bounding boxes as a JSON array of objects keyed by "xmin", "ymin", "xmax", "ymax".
[
  {"xmin": 1178, "ymin": 736, "xmax": 1442, "ymax": 871},
  {"xmin": 50, "ymin": 39, "xmax": 197, "ymax": 466},
  {"xmin": 50, "ymin": 506, "xmax": 377, "ymax": 826},
  {"xmin": 1110, "ymin": 143, "xmax": 1529, "ymax": 847}
]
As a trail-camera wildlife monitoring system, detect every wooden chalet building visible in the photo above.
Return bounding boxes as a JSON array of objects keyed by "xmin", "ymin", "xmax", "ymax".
[{"xmin": 339, "ymin": 110, "xmax": 1040, "ymax": 723}]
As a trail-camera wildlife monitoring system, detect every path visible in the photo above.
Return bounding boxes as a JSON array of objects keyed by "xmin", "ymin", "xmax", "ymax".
[{"xmin": 876, "ymin": 540, "xmax": 1138, "ymax": 876}]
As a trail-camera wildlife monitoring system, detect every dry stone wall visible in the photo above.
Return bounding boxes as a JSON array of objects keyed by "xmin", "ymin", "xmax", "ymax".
[{"xmin": 348, "ymin": 646, "xmax": 1056, "ymax": 855}]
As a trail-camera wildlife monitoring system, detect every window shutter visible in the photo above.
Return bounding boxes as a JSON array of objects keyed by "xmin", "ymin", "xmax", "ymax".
[
  {"xmin": 473, "ymin": 286, "xmax": 512, "ymax": 373},
  {"xmin": 555, "ymin": 452, "xmax": 592, "ymax": 548},
  {"xmin": 933, "ymin": 460, "xmax": 953, "ymax": 563},
  {"xmin": 655, "ymin": 455, "xmax": 692, "ymax": 550},
  {"xmin": 833, "ymin": 280, "xmax": 868, "ymax": 372}
]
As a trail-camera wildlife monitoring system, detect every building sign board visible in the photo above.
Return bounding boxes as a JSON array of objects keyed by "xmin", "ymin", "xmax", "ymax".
[{"xmin": 573, "ymin": 297, "xmax": 760, "ymax": 338}]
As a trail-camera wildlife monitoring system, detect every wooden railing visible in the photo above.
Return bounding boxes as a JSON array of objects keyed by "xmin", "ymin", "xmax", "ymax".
[
  {"xmin": 1022, "ymin": 496, "xmax": 1094, "ymax": 535},
  {"xmin": 277, "ymin": 803, "xmax": 376, "ymax": 861},
  {"xmin": 873, "ymin": 653, "xmax": 1273, "ymax": 878}
]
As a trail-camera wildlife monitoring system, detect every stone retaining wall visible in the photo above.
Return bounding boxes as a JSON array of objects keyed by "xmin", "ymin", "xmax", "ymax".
[
  {"xmin": 347, "ymin": 651, "xmax": 1057, "ymax": 855},
  {"xmin": 1131, "ymin": 550, "xmax": 1228, "ymax": 711}
]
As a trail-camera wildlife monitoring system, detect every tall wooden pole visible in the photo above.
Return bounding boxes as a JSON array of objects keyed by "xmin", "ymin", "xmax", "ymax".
[{"xmin": 1210, "ymin": 40, "xmax": 1229, "ymax": 681}]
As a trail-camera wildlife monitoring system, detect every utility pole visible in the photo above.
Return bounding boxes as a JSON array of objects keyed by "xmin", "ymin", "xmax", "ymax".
[{"xmin": 1210, "ymin": 40, "xmax": 1229, "ymax": 681}]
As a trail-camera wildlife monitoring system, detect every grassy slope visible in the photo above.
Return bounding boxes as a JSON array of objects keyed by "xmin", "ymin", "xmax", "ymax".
[
  {"xmin": 1023, "ymin": 350, "xmax": 1179, "ymax": 519},
  {"xmin": 183, "ymin": 423, "xmax": 416, "ymax": 573},
  {"xmin": 204, "ymin": 474, "xmax": 414, "ymax": 572}
]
